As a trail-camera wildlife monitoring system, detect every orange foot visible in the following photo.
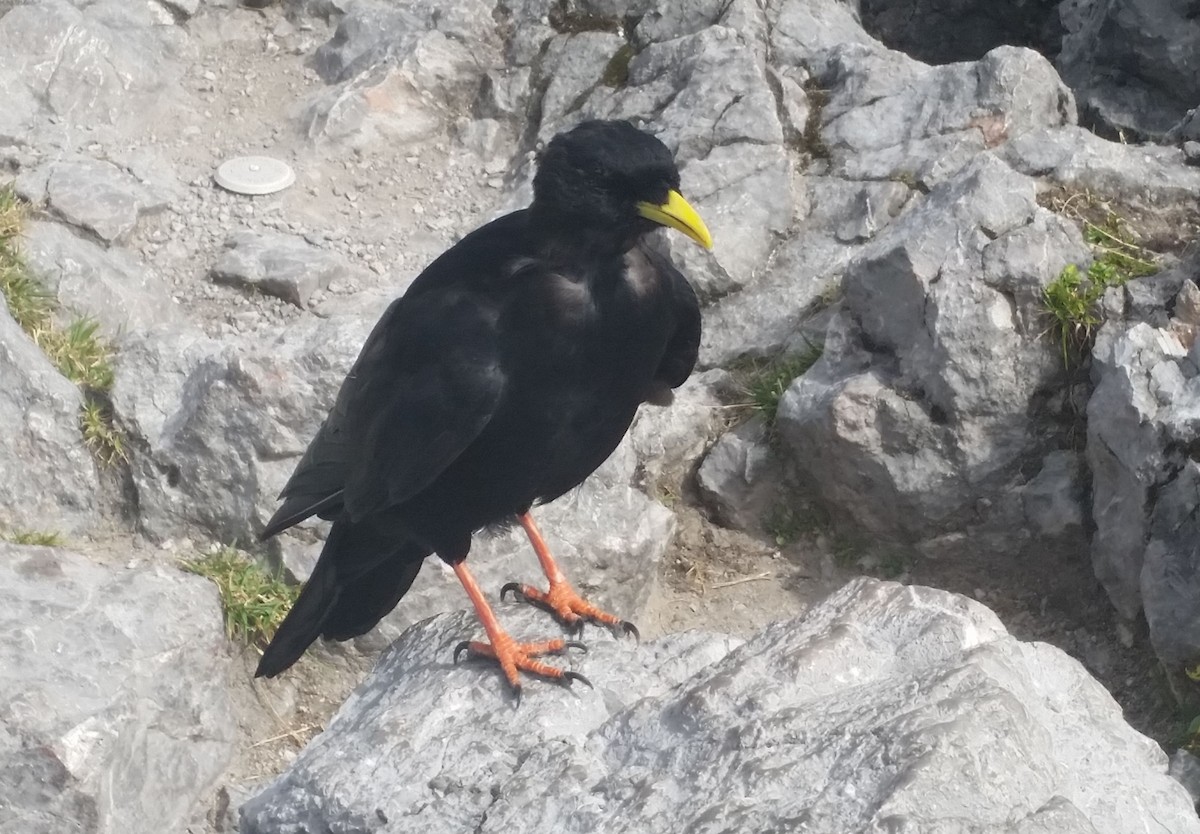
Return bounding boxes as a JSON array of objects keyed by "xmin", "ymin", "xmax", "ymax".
[
  {"xmin": 453, "ymin": 635, "xmax": 590, "ymax": 701},
  {"xmin": 501, "ymin": 580, "xmax": 640, "ymax": 640},
  {"xmin": 509, "ymin": 512, "xmax": 641, "ymax": 640}
]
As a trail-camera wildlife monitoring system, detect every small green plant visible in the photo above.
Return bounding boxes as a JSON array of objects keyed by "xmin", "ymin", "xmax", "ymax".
[
  {"xmin": 0, "ymin": 184, "xmax": 23, "ymax": 240},
  {"xmin": 43, "ymin": 318, "xmax": 115, "ymax": 392},
  {"xmin": 183, "ymin": 547, "xmax": 299, "ymax": 648},
  {"xmin": 740, "ymin": 343, "xmax": 824, "ymax": 426},
  {"xmin": 2, "ymin": 528, "xmax": 64, "ymax": 546},
  {"xmin": 1044, "ymin": 197, "xmax": 1159, "ymax": 365},
  {"xmin": 1082, "ymin": 213, "xmax": 1158, "ymax": 280},
  {"xmin": 1044, "ymin": 263, "xmax": 1104, "ymax": 364},
  {"xmin": 0, "ymin": 184, "xmax": 124, "ymax": 465},
  {"xmin": 80, "ymin": 399, "xmax": 127, "ymax": 465}
]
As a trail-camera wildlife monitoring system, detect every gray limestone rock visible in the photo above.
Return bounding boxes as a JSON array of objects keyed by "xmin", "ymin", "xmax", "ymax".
[
  {"xmin": 1020, "ymin": 450, "xmax": 1088, "ymax": 540},
  {"xmin": 537, "ymin": 31, "xmax": 626, "ymax": 134},
  {"xmin": 111, "ymin": 317, "xmax": 372, "ymax": 544},
  {"xmin": 777, "ymin": 155, "xmax": 1090, "ymax": 550},
  {"xmin": 303, "ymin": 0, "xmax": 502, "ymax": 147},
  {"xmin": 999, "ymin": 125, "xmax": 1200, "ymax": 207},
  {"xmin": 1088, "ymin": 321, "xmax": 1191, "ymax": 622},
  {"xmin": 769, "ymin": 0, "xmax": 877, "ymax": 68},
  {"xmin": 240, "ymin": 579, "xmax": 1199, "ymax": 834},
  {"xmin": 211, "ymin": 231, "xmax": 351, "ymax": 308},
  {"xmin": 1170, "ymin": 748, "xmax": 1200, "ymax": 808},
  {"xmin": 0, "ymin": 544, "xmax": 236, "ymax": 834},
  {"xmin": 586, "ymin": 25, "xmax": 782, "ymax": 159},
  {"xmin": 627, "ymin": 368, "xmax": 733, "ymax": 489},
  {"xmin": 696, "ymin": 414, "xmax": 781, "ymax": 530},
  {"xmin": 0, "ymin": 299, "xmax": 98, "ymax": 535},
  {"xmin": 21, "ymin": 220, "xmax": 182, "ymax": 337},
  {"xmin": 698, "ymin": 177, "xmax": 900, "ymax": 366},
  {"xmin": 679, "ymin": 142, "xmax": 794, "ymax": 289},
  {"xmin": 824, "ymin": 45, "xmax": 1074, "ymax": 186},
  {"xmin": 1144, "ymin": 460, "xmax": 1200, "ymax": 667},
  {"xmin": 41, "ymin": 158, "xmax": 168, "ymax": 244},
  {"xmin": 0, "ymin": 0, "xmax": 179, "ymax": 142},
  {"xmin": 1058, "ymin": 0, "xmax": 1200, "ymax": 138},
  {"xmin": 1088, "ymin": 315, "xmax": 1200, "ymax": 668}
]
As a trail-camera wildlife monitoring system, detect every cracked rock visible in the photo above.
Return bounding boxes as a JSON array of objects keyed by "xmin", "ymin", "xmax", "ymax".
[
  {"xmin": 240, "ymin": 579, "xmax": 1199, "ymax": 833},
  {"xmin": 211, "ymin": 231, "xmax": 351, "ymax": 308}
]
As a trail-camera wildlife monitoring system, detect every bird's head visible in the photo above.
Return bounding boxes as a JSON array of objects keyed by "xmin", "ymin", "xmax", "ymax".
[{"xmin": 531, "ymin": 120, "xmax": 713, "ymax": 255}]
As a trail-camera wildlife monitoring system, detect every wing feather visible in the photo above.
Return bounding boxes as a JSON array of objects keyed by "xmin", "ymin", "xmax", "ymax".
[{"xmin": 261, "ymin": 290, "xmax": 504, "ymax": 538}]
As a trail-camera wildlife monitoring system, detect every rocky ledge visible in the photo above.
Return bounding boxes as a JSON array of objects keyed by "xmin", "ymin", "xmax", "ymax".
[{"xmin": 241, "ymin": 578, "xmax": 1198, "ymax": 834}]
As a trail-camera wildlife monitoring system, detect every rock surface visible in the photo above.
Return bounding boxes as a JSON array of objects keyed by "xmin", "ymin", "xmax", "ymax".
[
  {"xmin": 1058, "ymin": 0, "xmax": 1200, "ymax": 138},
  {"xmin": 777, "ymin": 154, "xmax": 1090, "ymax": 556},
  {"xmin": 240, "ymin": 578, "xmax": 1199, "ymax": 834},
  {"xmin": 21, "ymin": 220, "xmax": 182, "ymax": 338},
  {"xmin": 0, "ymin": 299, "xmax": 99, "ymax": 535},
  {"xmin": 0, "ymin": 544, "xmax": 236, "ymax": 834},
  {"xmin": 1088, "ymin": 273, "xmax": 1200, "ymax": 669},
  {"xmin": 211, "ymin": 231, "xmax": 351, "ymax": 308},
  {"xmin": 696, "ymin": 414, "xmax": 780, "ymax": 530}
]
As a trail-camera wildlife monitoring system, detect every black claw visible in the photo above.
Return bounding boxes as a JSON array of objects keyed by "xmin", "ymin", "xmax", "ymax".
[
  {"xmin": 621, "ymin": 621, "xmax": 640, "ymax": 642},
  {"xmin": 500, "ymin": 581, "xmax": 524, "ymax": 602},
  {"xmin": 566, "ymin": 618, "xmax": 586, "ymax": 637},
  {"xmin": 564, "ymin": 640, "xmax": 588, "ymax": 654},
  {"xmin": 453, "ymin": 641, "xmax": 473, "ymax": 664},
  {"xmin": 562, "ymin": 670, "xmax": 594, "ymax": 690},
  {"xmin": 510, "ymin": 682, "xmax": 523, "ymax": 709}
]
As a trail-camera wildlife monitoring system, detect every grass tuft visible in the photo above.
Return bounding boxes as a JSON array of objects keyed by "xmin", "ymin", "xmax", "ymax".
[
  {"xmin": 1, "ymin": 528, "xmax": 65, "ymax": 546},
  {"xmin": 183, "ymin": 547, "xmax": 299, "ymax": 648},
  {"xmin": 42, "ymin": 317, "xmax": 115, "ymax": 392},
  {"xmin": 0, "ymin": 185, "xmax": 23, "ymax": 241},
  {"xmin": 80, "ymin": 398, "xmax": 127, "ymax": 465},
  {"xmin": 0, "ymin": 183, "xmax": 125, "ymax": 465},
  {"xmin": 738, "ymin": 343, "xmax": 824, "ymax": 426},
  {"xmin": 1044, "ymin": 195, "xmax": 1159, "ymax": 365}
]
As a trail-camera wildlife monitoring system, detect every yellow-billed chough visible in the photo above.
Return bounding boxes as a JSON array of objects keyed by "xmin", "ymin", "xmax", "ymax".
[{"xmin": 256, "ymin": 120, "xmax": 712, "ymax": 694}]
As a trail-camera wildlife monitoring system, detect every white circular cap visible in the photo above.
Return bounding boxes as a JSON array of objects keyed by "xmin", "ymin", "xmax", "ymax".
[{"xmin": 214, "ymin": 156, "xmax": 295, "ymax": 195}]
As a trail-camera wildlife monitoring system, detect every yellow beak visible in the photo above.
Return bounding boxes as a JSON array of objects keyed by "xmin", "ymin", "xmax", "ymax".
[{"xmin": 636, "ymin": 190, "xmax": 713, "ymax": 250}]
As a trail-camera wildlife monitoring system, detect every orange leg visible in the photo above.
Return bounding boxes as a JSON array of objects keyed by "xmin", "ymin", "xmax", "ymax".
[
  {"xmin": 501, "ymin": 512, "xmax": 639, "ymax": 639},
  {"xmin": 451, "ymin": 561, "xmax": 589, "ymax": 698}
]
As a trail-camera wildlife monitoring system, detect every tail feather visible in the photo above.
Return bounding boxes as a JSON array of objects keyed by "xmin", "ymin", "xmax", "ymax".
[
  {"xmin": 255, "ymin": 552, "xmax": 340, "ymax": 678},
  {"xmin": 321, "ymin": 554, "xmax": 424, "ymax": 641},
  {"xmin": 255, "ymin": 521, "xmax": 428, "ymax": 678}
]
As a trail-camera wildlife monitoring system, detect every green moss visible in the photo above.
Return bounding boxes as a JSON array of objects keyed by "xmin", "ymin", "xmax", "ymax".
[
  {"xmin": 601, "ymin": 42, "xmax": 635, "ymax": 87},
  {"xmin": 762, "ymin": 498, "xmax": 829, "ymax": 547},
  {"xmin": 801, "ymin": 85, "xmax": 831, "ymax": 160},
  {"xmin": 548, "ymin": 1, "xmax": 622, "ymax": 34}
]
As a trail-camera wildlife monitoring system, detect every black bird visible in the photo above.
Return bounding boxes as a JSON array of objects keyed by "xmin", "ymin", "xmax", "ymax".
[{"xmin": 255, "ymin": 120, "xmax": 712, "ymax": 693}]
